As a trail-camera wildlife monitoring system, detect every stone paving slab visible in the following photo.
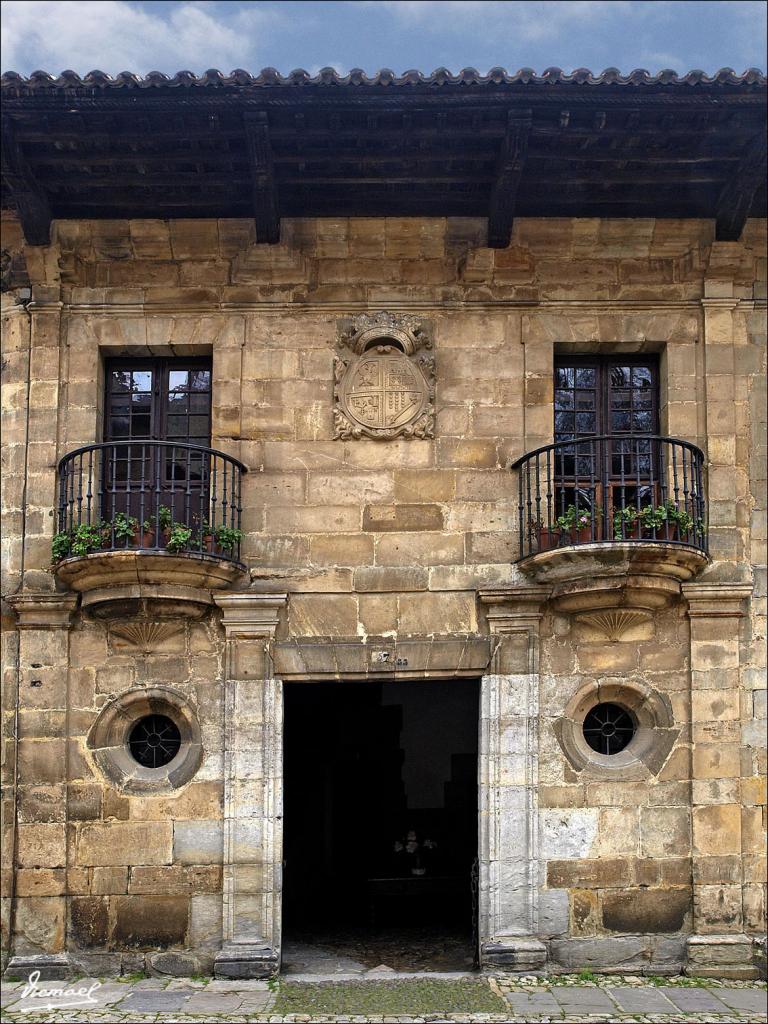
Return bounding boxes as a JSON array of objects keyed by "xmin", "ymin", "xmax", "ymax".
[{"xmin": 1, "ymin": 974, "xmax": 766, "ymax": 1023}]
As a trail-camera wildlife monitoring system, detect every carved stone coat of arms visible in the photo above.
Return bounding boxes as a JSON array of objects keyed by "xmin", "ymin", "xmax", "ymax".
[{"xmin": 333, "ymin": 312, "xmax": 435, "ymax": 440}]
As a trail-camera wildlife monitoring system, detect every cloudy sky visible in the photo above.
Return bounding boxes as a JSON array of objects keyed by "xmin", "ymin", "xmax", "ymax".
[{"xmin": 1, "ymin": 0, "xmax": 765, "ymax": 77}]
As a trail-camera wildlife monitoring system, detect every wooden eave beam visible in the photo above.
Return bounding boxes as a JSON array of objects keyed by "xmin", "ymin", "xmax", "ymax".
[
  {"xmin": 244, "ymin": 111, "xmax": 280, "ymax": 244},
  {"xmin": 1, "ymin": 117, "xmax": 52, "ymax": 245},
  {"xmin": 715, "ymin": 132, "xmax": 767, "ymax": 240},
  {"xmin": 488, "ymin": 109, "xmax": 531, "ymax": 248}
]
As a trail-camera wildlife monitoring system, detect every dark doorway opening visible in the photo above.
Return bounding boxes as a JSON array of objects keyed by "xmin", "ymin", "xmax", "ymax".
[{"xmin": 283, "ymin": 679, "xmax": 479, "ymax": 972}]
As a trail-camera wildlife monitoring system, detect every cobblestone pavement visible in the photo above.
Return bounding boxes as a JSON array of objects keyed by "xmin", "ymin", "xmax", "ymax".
[{"xmin": 1, "ymin": 973, "xmax": 766, "ymax": 1022}]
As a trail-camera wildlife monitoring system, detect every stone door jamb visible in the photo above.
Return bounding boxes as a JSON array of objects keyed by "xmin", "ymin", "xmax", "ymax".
[{"xmin": 478, "ymin": 586, "xmax": 550, "ymax": 972}]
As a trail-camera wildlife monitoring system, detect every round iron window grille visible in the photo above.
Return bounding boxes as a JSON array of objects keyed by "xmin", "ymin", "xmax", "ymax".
[
  {"xmin": 582, "ymin": 702, "xmax": 636, "ymax": 756},
  {"xmin": 128, "ymin": 714, "xmax": 181, "ymax": 769}
]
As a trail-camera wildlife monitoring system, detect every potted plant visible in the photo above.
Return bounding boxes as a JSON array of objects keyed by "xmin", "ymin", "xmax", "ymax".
[
  {"xmin": 663, "ymin": 502, "xmax": 701, "ymax": 542},
  {"xmin": 613, "ymin": 506, "xmax": 639, "ymax": 540},
  {"xmin": 637, "ymin": 503, "xmax": 672, "ymax": 539},
  {"xmin": 196, "ymin": 519, "xmax": 216, "ymax": 554},
  {"xmin": 140, "ymin": 505, "xmax": 173, "ymax": 548},
  {"xmin": 555, "ymin": 504, "xmax": 597, "ymax": 545},
  {"xmin": 70, "ymin": 523, "xmax": 104, "ymax": 557},
  {"xmin": 112, "ymin": 512, "xmax": 139, "ymax": 547},
  {"xmin": 533, "ymin": 520, "xmax": 560, "ymax": 552},
  {"xmin": 165, "ymin": 523, "xmax": 192, "ymax": 553},
  {"xmin": 213, "ymin": 525, "xmax": 243, "ymax": 557},
  {"xmin": 51, "ymin": 531, "xmax": 72, "ymax": 563}
]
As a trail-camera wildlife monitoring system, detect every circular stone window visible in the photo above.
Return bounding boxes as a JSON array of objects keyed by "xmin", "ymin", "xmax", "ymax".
[
  {"xmin": 87, "ymin": 686, "xmax": 202, "ymax": 794},
  {"xmin": 582, "ymin": 703, "xmax": 636, "ymax": 755},
  {"xmin": 553, "ymin": 680, "xmax": 678, "ymax": 778},
  {"xmin": 128, "ymin": 714, "xmax": 182, "ymax": 768}
]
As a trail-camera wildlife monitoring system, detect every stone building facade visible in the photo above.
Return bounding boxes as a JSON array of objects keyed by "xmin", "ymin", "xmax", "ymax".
[{"xmin": 1, "ymin": 68, "xmax": 766, "ymax": 980}]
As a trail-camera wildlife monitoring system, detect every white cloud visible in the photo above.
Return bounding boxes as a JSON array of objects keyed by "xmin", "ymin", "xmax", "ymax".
[
  {"xmin": 0, "ymin": 0, "xmax": 282, "ymax": 74},
  {"xmin": 370, "ymin": 0, "xmax": 634, "ymax": 43}
]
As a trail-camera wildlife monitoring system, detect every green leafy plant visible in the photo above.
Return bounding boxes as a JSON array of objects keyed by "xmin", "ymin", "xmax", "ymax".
[
  {"xmin": 637, "ymin": 503, "xmax": 669, "ymax": 532},
  {"xmin": 214, "ymin": 525, "xmax": 243, "ymax": 555},
  {"xmin": 143, "ymin": 505, "xmax": 173, "ymax": 531},
  {"xmin": 577, "ymin": 969, "xmax": 598, "ymax": 982},
  {"xmin": 613, "ymin": 505, "xmax": 638, "ymax": 538},
  {"xmin": 70, "ymin": 523, "xmax": 104, "ymax": 557},
  {"xmin": 555, "ymin": 504, "xmax": 599, "ymax": 533},
  {"xmin": 112, "ymin": 512, "xmax": 139, "ymax": 542},
  {"xmin": 663, "ymin": 501, "xmax": 705, "ymax": 538},
  {"xmin": 165, "ymin": 523, "xmax": 192, "ymax": 553},
  {"xmin": 51, "ymin": 531, "xmax": 72, "ymax": 562}
]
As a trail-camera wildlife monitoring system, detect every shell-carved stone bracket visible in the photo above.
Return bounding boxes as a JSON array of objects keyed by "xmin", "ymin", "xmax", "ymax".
[{"xmin": 333, "ymin": 311, "xmax": 435, "ymax": 441}]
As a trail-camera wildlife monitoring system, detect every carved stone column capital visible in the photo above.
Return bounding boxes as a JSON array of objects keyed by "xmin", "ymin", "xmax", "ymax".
[
  {"xmin": 478, "ymin": 586, "xmax": 550, "ymax": 633},
  {"xmin": 7, "ymin": 592, "xmax": 79, "ymax": 629},
  {"xmin": 213, "ymin": 593, "xmax": 287, "ymax": 638},
  {"xmin": 682, "ymin": 581, "xmax": 752, "ymax": 618}
]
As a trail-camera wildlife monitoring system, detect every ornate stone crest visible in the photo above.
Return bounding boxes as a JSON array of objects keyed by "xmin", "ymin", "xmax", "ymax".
[{"xmin": 333, "ymin": 312, "xmax": 435, "ymax": 440}]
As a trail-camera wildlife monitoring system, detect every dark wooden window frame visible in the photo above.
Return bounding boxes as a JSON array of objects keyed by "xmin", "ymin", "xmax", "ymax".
[
  {"xmin": 103, "ymin": 356, "xmax": 213, "ymax": 445},
  {"xmin": 101, "ymin": 356, "xmax": 213, "ymax": 522},
  {"xmin": 553, "ymin": 354, "xmax": 661, "ymax": 514}
]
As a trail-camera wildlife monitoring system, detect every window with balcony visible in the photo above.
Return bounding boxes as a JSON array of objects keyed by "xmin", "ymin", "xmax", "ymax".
[
  {"xmin": 54, "ymin": 356, "xmax": 247, "ymax": 589},
  {"xmin": 513, "ymin": 353, "xmax": 706, "ymax": 560},
  {"xmin": 103, "ymin": 358, "xmax": 213, "ymax": 526},
  {"xmin": 552, "ymin": 356, "xmax": 659, "ymax": 522}
]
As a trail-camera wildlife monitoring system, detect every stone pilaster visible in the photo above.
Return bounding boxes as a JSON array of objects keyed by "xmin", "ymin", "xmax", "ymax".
[
  {"xmin": 5, "ymin": 593, "xmax": 78, "ymax": 979},
  {"xmin": 477, "ymin": 586, "xmax": 550, "ymax": 971},
  {"xmin": 700, "ymin": 246, "xmax": 750, "ymax": 579},
  {"xmin": 23, "ymin": 280, "xmax": 64, "ymax": 593},
  {"xmin": 682, "ymin": 581, "xmax": 757, "ymax": 978},
  {"xmin": 212, "ymin": 593, "xmax": 287, "ymax": 979}
]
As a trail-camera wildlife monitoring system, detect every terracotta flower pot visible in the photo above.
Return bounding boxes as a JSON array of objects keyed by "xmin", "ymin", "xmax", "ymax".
[
  {"xmin": 574, "ymin": 525, "xmax": 596, "ymax": 545},
  {"xmin": 201, "ymin": 535, "xmax": 220, "ymax": 555},
  {"xmin": 140, "ymin": 527, "xmax": 170, "ymax": 549},
  {"xmin": 536, "ymin": 527, "xmax": 561, "ymax": 552}
]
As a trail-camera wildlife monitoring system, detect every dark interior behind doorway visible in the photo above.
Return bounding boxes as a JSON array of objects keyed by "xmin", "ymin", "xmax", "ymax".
[{"xmin": 283, "ymin": 679, "xmax": 478, "ymax": 938}]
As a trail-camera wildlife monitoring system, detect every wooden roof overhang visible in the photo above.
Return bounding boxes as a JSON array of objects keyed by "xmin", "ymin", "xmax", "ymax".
[{"xmin": 1, "ymin": 66, "xmax": 766, "ymax": 248}]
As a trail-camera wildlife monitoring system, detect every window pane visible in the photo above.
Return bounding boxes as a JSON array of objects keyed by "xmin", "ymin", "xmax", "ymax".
[
  {"xmin": 190, "ymin": 370, "xmax": 211, "ymax": 391},
  {"xmin": 611, "ymin": 390, "xmax": 630, "ymax": 410},
  {"xmin": 167, "ymin": 415, "xmax": 188, "ymax": 436},
  {"xmin": 575, "ymin": 368, "xmax": 596, "ymax": 387},
  {"xmin": 632, "ymin": 366, "xmax": 653, "ymax": 387},
  {"xmin": 166, "ymin": 392, "xmax": 188, "ymax": 411},
  {"xmin": 132, "ymin": 414, "xmax": 151, "ymax": 436},
  {"xmin": 189, "ymin": 415, "xmax": 209, "ymax": 436},
  {"xmin": 610, "ymin": 366, "xmax": 630, "ymax": 388},
  {"xmin": 576, "ymin": 412, "xmax": 596, "ymax": 433},
  {"xmin": 132, "ymin": 371, "xmax": 152, "ymax": 392},
  {"xmin": 555, "ymin": 367, "xmax": 574, "ymax": 388},
  {"xmin": 555, "ymin": 391, "xmax": 574, "ymax": 409},
  {"xmin": 575, "ymin": 391, "xmax": 595, "ymax": 409},
  {"xmin": 632, "ymin": 411, "xmax": 653, "ymax": 432},
  {"xmin": 110, "ymin": 417, "xmax": 129, "ymax": 437},
  {"xmin": 131, "ymin": 392, "xmax": 151, "ymax": 410},
  {"xmin": 555, "ymin": 411, "xmax": 575, "ymax": 433},
  {"xmin": 611, "ymin": 411, "xmax": 631, "ymax": 431},
  {"xmin": 168, "ymin": 370, "xmax": 189, "ymax": 391},
  {"xmin": 111, "ymin": 371, "xmax": 130, "ymax": 393},
  {"xmin": 190, "ymin": 393, "xmax": 209, "ymax": 412}
]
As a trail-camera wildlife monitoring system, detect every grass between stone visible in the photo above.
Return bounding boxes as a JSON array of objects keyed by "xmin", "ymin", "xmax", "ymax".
[{"xmin": 272, "ymin": 978, "xmax": 507, "ymax": 1015}]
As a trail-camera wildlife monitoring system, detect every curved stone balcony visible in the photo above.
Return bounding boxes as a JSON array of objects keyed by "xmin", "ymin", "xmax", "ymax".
[
  {"xmin": 52, "ymin": 441, "xmax": 247, "ymax": 618},
  {"xmin": 511, "ymin": 434, "xmax": 709, "ymax": 614}
]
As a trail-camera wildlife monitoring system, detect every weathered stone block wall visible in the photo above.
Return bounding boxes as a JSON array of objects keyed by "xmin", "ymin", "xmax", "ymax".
[
  {"xmin": 537, "ymin": 604, "xmax": 694, "ymax": 969},
  {"xmin": 1, "ymin": 213, "xmax": 765, "ymax": 971}
]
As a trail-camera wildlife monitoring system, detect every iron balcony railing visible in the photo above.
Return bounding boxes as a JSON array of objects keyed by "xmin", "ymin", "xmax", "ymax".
[
  {"xmin": 55, "ymin": 440, "xmax": 246, "ymax": 564},
  {"xmin": 511, "ymin": 434, "xmax": 707, "ymax": 561}
]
